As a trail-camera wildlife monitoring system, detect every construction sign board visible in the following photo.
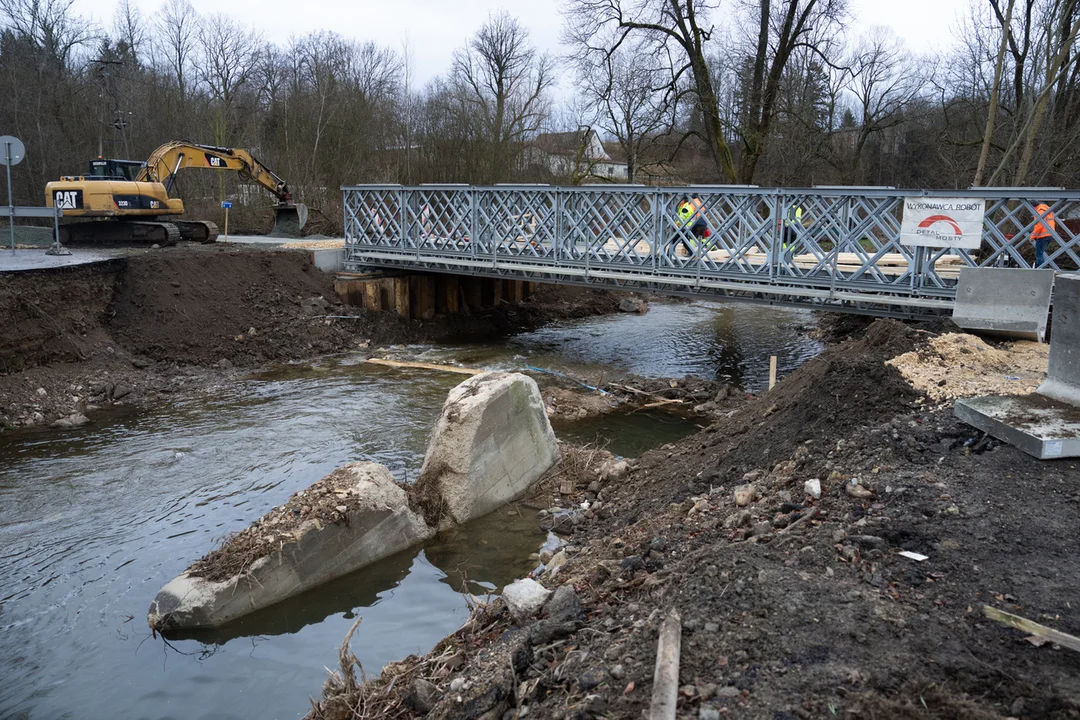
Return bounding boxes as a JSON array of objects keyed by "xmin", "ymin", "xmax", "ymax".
[{"xmin": 900, "ymin": 198, "xmax": 985, "ymax": 249}]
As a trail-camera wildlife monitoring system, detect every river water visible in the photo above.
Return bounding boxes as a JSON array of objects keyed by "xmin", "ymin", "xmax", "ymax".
[{"xmin": 0, "ymin": 300, "xmax": 820, "ymax": 719}]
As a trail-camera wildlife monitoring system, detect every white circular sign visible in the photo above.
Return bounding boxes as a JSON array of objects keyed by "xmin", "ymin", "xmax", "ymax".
[{"xmin": 0, "ymin": 135, "xmax": 26, "ymax": 166}]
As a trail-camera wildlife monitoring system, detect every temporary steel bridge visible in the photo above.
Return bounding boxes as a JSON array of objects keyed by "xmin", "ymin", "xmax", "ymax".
[{"xmin": 342, "ymin": 185, "xmax": 1080, "ymax": 318}]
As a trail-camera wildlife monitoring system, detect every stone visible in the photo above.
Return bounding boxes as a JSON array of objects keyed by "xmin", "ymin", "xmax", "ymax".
[
  {"xmin": 618, "ymin": 297, "xmax": 649, "ymax": 314},
  {"xmin": 543, "ymin": 584, "xmax": 585, "ymax": 623},
  {"xmin": 598, "ymin": 459, "xmax": 630, "ymax": 483},
  {"xmin": 846, "ymin": 482, "xmax": 873, "ymax": 499},
  {"xmin": 406, "ymin": 679, "xmax": 442, "ymax": 713},
  {"xmin": 529, "ymin": 619, "xmax": 577, "ymax": 645},
  {"xmin": 851, "ymin": 535, "xmax": 886, "ymax": 550},
  {"xmin": 804, "ymin": 478, "xmax": 821, "ymax": 499},
  {"xmin": 700, "ymin": 708, "xmax": 722, "ymax": 720},
  {"xmin": 413, "ymin": 372, "xmax": 558, "ymax": 527},
  {"xmin": 751, "ymin": 521, "xmax": 773, "ymax": 537},
  {"xmin": 544, "ymin": 550, "xmax": 569, "ymax": 577},
  {"xmin": 717, "ymin": 686, "xmax": 741, "ymax": 698},
  {"xmin": 147, "ymin": 462, "xmax": 434, "ymax": 630},
  {"xmin": 609, "ymin": 664, "xmax": 625, "ymax": 679},
  {"xmin": 578, "ymin": 668, "xmax": 607, "ymax": 691},
  {"xmin": 704, "ymin": 622, "xmax": 719, "ymax": 633},
  {"xmin": 35, "ymin": 387, "xmax": 47, "ymax": 397},
  {"xmin": 724, "ymin": 510, "xmax": 752, "ymax": 529},
  {"xmin": 503, "ymin": 578, "xmax": 551, "ymax": 623},
  {"xmin": 450, "ymin": 677, "xmax": 466, "ymax": 692},
  {"xmin": 734, "ymin": 484, "xmax": 756, "ymax": 506},
  {"xmin": 620, "ymin": 555, "xmax": 645, "ymax": 573},
  {"xmin": 111, "ymin": 384, "xmax": 132, "ymax": 400}
]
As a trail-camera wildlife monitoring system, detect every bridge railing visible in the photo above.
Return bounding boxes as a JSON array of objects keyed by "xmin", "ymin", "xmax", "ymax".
[{"xmin": 342, "ymin": 184, "xmax": 1080, "ymax": 307}]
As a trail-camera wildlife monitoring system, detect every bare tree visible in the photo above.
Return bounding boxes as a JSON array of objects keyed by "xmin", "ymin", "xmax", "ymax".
[
  {"xmin": 155, "ymin": 0, "xmax": 198, "ymax": 99},
  {"xmin": 842, "ymin": 27, "xmax": 923, "ymax": 182},
  {"xmin": 575, "ymin": 36, "xmax": 675, "ymax": 182},
  {"xmin": 111, "ymin": 0, "xmax": 144, "ymax": 62},
  {"xmin": 565, "ymin": 0, "xmax": 738, "ymax": 181},
  {"xmin": 451, "ymin": 11, "xmax": 553, "ymax": 181}
]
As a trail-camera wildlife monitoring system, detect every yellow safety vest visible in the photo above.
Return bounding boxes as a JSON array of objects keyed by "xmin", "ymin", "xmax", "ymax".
[{"xmin": 676, "ymin": 198, "xmax": 703, "ymax": 227}]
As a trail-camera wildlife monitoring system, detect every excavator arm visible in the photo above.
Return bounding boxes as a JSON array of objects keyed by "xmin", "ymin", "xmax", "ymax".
[{"xmin": 137, "ymin": 142, "xmax": 294, "ymax": 204}]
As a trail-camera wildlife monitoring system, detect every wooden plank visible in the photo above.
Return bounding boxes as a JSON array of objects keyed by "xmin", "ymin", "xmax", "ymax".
[
  {"xmin": 364, "ymin": 358, "xmax": 482, "ymax": 376},
  {"xmin": 769, "ymin": 356, "xmax": 777, "ymax": 390},
  {"xmin": 445, "ymin": 275, "xmax": 460, "ymax": 314},
  {"xmin": 363, "ymin": 281, "xmax": 380, "ymax": 312},
  {"xmin": 983, "ymin": 606, "xmax": 1080, "ymax": 653},
  {"xmin": 417, "ymin": 275, "xmax": 435, "ymax": 320},
  {"xmin": 648, "ymin": 609, "xmax": 682, "ymax": 720},
  {"xmin": 393, "ymin": 277, "xmax": 410, "ymax": 319},
  {"xmin": 464, "ymin": 277, "xmax": 483, "ymax": 309}
]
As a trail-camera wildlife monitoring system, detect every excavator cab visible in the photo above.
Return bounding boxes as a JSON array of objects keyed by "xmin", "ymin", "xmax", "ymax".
[{"xmin": 88, "ymin": 158, "xmax": 144, "ymax": 181}]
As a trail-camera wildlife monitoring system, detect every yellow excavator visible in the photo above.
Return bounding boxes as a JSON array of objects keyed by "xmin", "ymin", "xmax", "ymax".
[{"xmin": 45, "ymin": 141, "xmax": 307, "ymax": 246}]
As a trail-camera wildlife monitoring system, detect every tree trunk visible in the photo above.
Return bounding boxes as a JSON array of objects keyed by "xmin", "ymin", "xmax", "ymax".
[{"xmin": 974, "ymin": 0, "xmax": 1015, "ymax": 187}]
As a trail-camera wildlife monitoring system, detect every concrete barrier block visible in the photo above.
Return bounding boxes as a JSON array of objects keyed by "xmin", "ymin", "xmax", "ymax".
[
  {"xmin": 311, "ymin": 248, "xmax": 345, "ymax": 273},
  {"xmin": 1038, "ymin": 273, "xmax": 1080, "ymax": 406},
  {"xmin": 952, "ymin": 267, "xmax": 1056, "ymax": 342},
  {"xmin": 414, "ymin": 372, "xmax": 559, "ymax": 527},
  {"xmin": 148, "ymin": 462, "xmax": 434, "ymax": 630}
]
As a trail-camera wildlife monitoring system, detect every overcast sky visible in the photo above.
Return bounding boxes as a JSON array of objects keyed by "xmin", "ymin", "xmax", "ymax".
[{"xmin": 71, "ymin": 0, "xmax": 971, "ymax": 95}]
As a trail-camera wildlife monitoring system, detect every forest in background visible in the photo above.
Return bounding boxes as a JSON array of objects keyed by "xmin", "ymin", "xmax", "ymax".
[{"xmin": 2, "ymin": 0, "xmax": 1078, "ymax": 234}]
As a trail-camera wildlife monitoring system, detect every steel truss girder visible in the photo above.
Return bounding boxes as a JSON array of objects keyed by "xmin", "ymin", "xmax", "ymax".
[{"xmin": 342, "ymin": 185, "xmax": 1080, "ymax": 318}]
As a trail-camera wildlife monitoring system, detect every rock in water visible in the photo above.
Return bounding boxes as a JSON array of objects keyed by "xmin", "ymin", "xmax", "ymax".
[
  {"xmin": 504, "ymin": 578, "xmax": 551, "ymax": 623},
  {"xmin": 618, "ymin": 297, "xmax": 649, "ymax": 314},
  {"xmin": 411, "ymin": 372, "xmax": 559, "ymax": 527}
]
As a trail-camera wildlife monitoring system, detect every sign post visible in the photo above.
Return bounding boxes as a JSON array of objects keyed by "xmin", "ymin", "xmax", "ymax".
[
  {"xmin": 2, "ymin": 135, "xmax": 27, "ymax": 253},
  {"xmin": 221, "ymin": 201, "xmax": 232, "ymax": 242}
]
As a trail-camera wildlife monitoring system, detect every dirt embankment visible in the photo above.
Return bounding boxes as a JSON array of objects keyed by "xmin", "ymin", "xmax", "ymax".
[
  {"xmin": 0, "ymin": 245, "xmax": 625, "ymax": 430},
  {"xmin": 309, "ymin": 319, "xmax": 1080, "ymax": 720}
]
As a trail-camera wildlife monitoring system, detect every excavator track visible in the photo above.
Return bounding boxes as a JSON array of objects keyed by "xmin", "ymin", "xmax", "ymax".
[
  {"xmin": 59, "ymin": 220, "xmax": 180, "ymax": 247},
  {"xmin": 174, "ymin": 220, "xmax": 219, "ymax": 243}
]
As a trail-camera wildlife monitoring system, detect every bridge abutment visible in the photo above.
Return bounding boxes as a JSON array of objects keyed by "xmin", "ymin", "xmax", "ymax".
[{"xmin": 333, "ymin": 272, "xmax": 535, "ymax": 321}]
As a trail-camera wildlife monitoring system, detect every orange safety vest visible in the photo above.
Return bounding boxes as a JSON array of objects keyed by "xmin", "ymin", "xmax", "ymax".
[{"xmin": 1032, "ymin": 203, "xmax": 1056, "ymax": 240}]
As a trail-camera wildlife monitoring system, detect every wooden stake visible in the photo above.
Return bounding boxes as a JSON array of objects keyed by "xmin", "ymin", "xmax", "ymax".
[
  {"xmin": 649, "ymin": 609, "xmax": 682, "ymax": 720},
  {"xmin": 769, "ymin": 356, "xmax": 777, "ymax": 390},
  {"xmin": 364, "ymin": 358, "xmax": 482, "ymax": 376},
  {"xmin": 983, "ymin": 606, "xmax": 1080, "ymax": 653}
]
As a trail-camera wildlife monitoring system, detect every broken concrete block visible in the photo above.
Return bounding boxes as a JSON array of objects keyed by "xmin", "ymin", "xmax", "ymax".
[
  {"xmin": 503, "ymin": 578, "xmax": 551, "ymax": 623},
  {"xmin": 148, "ymin": 462, "xmax": 434, "ymax": 631},
  {"xmin": 412, "ymin": 372, "xmax": 559, "ymax": 527}
]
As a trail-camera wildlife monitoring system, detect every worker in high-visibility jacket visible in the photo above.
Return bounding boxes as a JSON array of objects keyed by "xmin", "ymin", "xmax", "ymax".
[
  {"xmin": 675, "ymin": 196, "xmax": 710, "ymax": 257},
  {"xmin": 1031, "ymin": 202, "xmax": 1056, "ymax": 267},
  {"xmin": 781, "ymin": 205, "xmax": 804, "ymax": 262}
]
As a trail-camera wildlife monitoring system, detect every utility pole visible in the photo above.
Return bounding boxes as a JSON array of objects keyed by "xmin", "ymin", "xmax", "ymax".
[{"xmin": 92, "ymin": 58, "xmax": 126, "ymax": 158}]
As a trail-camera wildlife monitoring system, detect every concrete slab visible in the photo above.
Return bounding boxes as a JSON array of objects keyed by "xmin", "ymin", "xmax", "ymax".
[
  {"xmin": 414, "ymin": 372, "xmax": 559, "ymax": 527},
  {"xmin": 0, "ymin": 248, "xmax": 120, "ymax": 272},
  {"xmin": 1037, "ymin": 273, "xmax": 1080, "ymax": 406},
  {"xmin": 148, "ymin": 462, "xmax": 434, "ymax": 630},
  {"xmin": 954, "ymin": 394, "xmax": 1080, "ymax": 460},
  {"xmin": 952, "ymin": 267, "xmax": 1055, "ymax": 341}
]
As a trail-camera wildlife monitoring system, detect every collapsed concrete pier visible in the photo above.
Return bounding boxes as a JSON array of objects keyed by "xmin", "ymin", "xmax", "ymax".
[{"xmin": 148, "ymin": 371, "xmax": 558, "ymax": 631}]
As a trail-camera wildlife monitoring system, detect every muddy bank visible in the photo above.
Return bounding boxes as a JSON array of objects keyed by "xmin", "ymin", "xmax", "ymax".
[
  {"xmin": 308, "ymin": 319, "xmax": 1080, "ymax": 720},
  {"xmin": 0, "ymin": 246, "xmax": 625, "ymax": 430}
]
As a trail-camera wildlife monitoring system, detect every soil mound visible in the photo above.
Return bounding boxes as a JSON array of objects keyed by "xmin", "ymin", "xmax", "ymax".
[
  {"xmin": 108, "ymin": 247, "xmax": 352, "ymax": 366},
  {"xmin": 623, "ymin": 319, "xmax": 921, "ymax": 515}
]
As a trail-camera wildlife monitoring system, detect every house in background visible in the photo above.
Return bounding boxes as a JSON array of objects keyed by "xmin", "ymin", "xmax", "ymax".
[{"xmin": 526, "ymin": 127, "xmax": 628, "ymax": 182}]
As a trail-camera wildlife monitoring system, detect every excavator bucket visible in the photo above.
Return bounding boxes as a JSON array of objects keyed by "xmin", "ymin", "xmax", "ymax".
[{"xmin": 272, "ymin": 203, "xmax": 308, "ymax": 238}]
